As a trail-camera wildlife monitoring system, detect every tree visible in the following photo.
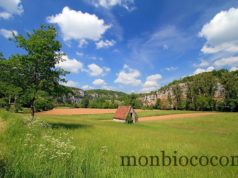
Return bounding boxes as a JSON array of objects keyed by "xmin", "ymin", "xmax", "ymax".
[
  {"xmin": 80, "ymin": 96, "xmax": 89, "ymax": 108},
  {"xmin": 124, "ymin": 93, "xmax": 142, "ymax": 109},
  {"xmin": 0, "ymin": 52, "xmax": 4, "ymax": 60},
  {"xmin": 172, "ymin": 84, "xmax": 182, "ymax": 110},
  {"xmin": 14, "ymin": 25, "xmax": 65, "ymax": 119},
  {"xmin": 0, "ymin": 56, "xmax": 23, "ymax": 110},
  {"xmin": 185, "ymin": 82, "xmax": 194, "ymax": 110},
  {"xmin": 154, "ymin": 98, "xmax": 161, "ymax": 109},
  {"xmin": 167, "ymin": 92, "xmax": 173, "ymax": 109},
  {"xmin": 221, "ymin": 71, "xmax": 238, "ymax": 111}
]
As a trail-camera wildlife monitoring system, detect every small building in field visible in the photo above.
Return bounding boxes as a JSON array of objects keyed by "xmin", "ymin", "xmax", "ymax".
[{"xmin": 113, "ymin": 106, "xmax": 138, "ymax": 123}]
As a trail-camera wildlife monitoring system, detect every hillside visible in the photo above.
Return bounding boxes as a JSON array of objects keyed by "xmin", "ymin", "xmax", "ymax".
[
  {"xmin": 58, "ymin": 88, "xmax": 130, "ymax": 108},
  {"xmin": 85, "ymin": 89, "xmax": 128, "ymax": 99},
  {"xmin": 139, "ymin": 70, "xmax": 238, "ymax": 111},
  {"xmin": 59, "ymin": 70, "xmax": 238, "ymax": 111}
]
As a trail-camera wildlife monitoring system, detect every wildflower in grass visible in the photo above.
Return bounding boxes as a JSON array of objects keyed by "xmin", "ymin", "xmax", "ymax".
[
  {"xmin": 35, "ymin": 132, "xmax": 76, "ymax": 161},
  {"xmin": 22, "ymin": 122, "xmax": 76, "ymax": 162},
  {"xmin": 100, "ymin": 146, "xmax": 108, "ymax": 155},
  {"xmin": 100, "ymin": 145, "xmax": 108, "ymax": 165}
]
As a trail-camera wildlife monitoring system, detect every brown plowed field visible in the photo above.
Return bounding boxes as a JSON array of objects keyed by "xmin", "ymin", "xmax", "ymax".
[
  {"xmin": 37, "ymin": 108, "xmax": 144, "ymax": 115},
  {"xmin": 37, "ymin": 108, "xmax": 117, "ymax": 115}
]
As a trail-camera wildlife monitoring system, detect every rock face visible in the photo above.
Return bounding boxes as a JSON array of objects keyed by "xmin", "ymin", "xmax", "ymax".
[
  {"xmin": 59, "ymin": 88, "xmax": 127, "ymax": 104},
  {"xmin": 140, "ymin": 82, "xmax": 225, "ymax": 109},
  {"xmin": 61, "ymin": 88, "xmax": 85, "ymax": 104}
]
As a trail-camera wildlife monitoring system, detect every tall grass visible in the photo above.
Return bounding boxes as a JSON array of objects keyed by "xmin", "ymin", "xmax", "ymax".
[
  {"xmin": 0, "ymin": 110, "xmax": 238, "ymax": 177},
  {"xmin": 0, "ymin": 111, "xmax": 112, "ymax": 177}
]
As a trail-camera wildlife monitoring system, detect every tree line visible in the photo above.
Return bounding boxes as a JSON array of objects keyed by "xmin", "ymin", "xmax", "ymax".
[
  {"xmin": 60, "ymin": 92, "xmax": 143, "ymax": 109},
  {"xmin": 155, "ymin": 70, "xmax": 238, "ymax": 111}
]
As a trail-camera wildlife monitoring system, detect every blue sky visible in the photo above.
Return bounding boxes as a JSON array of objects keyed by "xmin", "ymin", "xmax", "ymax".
[{"xmin": 1, "ymin": 0, "xmax": 238, "ymax": 93}]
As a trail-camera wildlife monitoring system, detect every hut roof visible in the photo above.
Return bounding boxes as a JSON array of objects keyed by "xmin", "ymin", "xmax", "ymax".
[{"xmin": 113, "ymin": 106, "xmax": 132, "ymax": 120}]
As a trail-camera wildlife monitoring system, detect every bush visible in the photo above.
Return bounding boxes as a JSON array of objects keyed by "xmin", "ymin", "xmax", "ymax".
[{"xmin": 35, "ymin": 98, "xmax": 54, "ymax": 112}]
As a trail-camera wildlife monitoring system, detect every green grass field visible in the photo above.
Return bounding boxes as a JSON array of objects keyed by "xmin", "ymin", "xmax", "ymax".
[{"xmin": 0, "ymin": 109, "xmax": 238, "ymax": 178}]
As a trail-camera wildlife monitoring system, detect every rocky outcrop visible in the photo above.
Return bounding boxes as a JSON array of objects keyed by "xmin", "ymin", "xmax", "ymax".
[
  {"xmin": 59, "ymin": 88, "xmax": 127, "ymax": 104},
  {"xmin": 61, "ymin": 88, "xmax": 85, "ymax": 104},
  {"xmin": 140, "ymin": 82, "xmax": 225, "ymax": 109}
]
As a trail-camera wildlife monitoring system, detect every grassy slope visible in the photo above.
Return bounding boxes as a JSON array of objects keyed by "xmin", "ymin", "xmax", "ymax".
[
  {"xmin": 1, "ymin": 110, "xmax": 238, "ymax": 177},
  {"xmin": 39, "ymin": 111, "xmax": 238, "ymax": 178}
]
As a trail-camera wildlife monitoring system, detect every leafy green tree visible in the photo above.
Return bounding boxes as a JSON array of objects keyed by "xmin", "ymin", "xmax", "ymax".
[
  {"xmin": 124, "ymin": 93, "xmax": 142, "ymax": 109},
  {"xmin": 0, "ymin": 52, "xmax": 4, "ymax": 60},
  {"xmin": 220, "ymin": 71, "xmax": 238, "ymax": 111},
  {"xmin": 153, "ymin": 98, "xmax": 161, "ymax": 109},
  {"xmin": 185, "ymin": 82, "xmax": 194, "ymax": 110},
  {"xmin": 172, "ymin": 84, "xmax": 182, "ymax": 110},
  {"xmin": 13, "ymin": 25, "xmax": 65, "ymax": 118},
  {"xmin": 80, "ymin": 96, "xmax": 89, "ymax": 108},
  {"xmin": 167, "ymin": 92, "xmax": 173, "ymax": 109},
  {"xmin": 34, "ymin": 91, "xmax": 54, "ymax": 112},
  {"xmin": 0, "ymin": 56, "xmax": 23, "ymax": 110}
]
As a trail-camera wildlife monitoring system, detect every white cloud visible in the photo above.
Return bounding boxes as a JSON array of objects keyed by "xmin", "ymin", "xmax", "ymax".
[
  {"xmin": 199, "ymin": 8, "xmax": 238, "ymax": 54},
  {"xmin": 206, "ymin": 66, "xmax": 215, "ymax": 72},
  {"xmin": 0, "ymin": 0, "xmax": 23, "ymax": 16},
  {"xmin": 90, "ymin": 56, "xmax": 103, "ymax": 61},
  {"xmin": 94, "ymin": 0, "xmax": 121, "ymax": 8},
  {"xmin": 165, "ymin": 66, "xmax": 178, "ymax": 71},
  {"xmin": 76, "ymin": 52, "xmax": 84, "ymax": 56},
  {"xmin": 87, "ymin": 63, "xmax": 110, "ymax": 76},
  {"xmin": 91, "ymin": 79, "xmax": 113, "ymax": 90},
  {"xmin": 56, "ymin": 55, "xmax": 83, "ymax": 73},
  {"xmin": 194, "ymin": 59, "xmax": 210, "ymax": 68},
  {"xmin": 88, "ymin": 63, "xmax": 103, "ymax": 76},
  {"xmin": 0, "ymin": 29, "xmax": 18, "ymax": 38},
  {"xmin": 146, "ymin": 74, "xmax": 162, "ymax": 81},
  {"xmin": 142, "ymin": 74, "xmax": 162, "ymax": 92},
  {"xmin": 199, "ymin": 8, "xmax": 238, "ymax": 70},
  {"xmin": 96, "ymin": 39, "xmax": 115, "ymax": 49},
  {"xmin": 91, "ymin": 0, "xmax": 135, "ymax": 11},
  {"xmin": 0, "ymin": 12, "xmax": 12, "ymax": 19},
  {"xmin": 114, "ymin": 64, "xmax": 142, "ymax": 86},
  {"xmin": 93, "ymin": 78, "xmax": 106, "ymax": 86},
  {"xmin": 47, "ymin": 6, "xmax": 111, "ymax": 46},
  {"xmin": 78, "ymin": 39, "xmax": 88, "ymax": 47},
  {"xmin": 194, "ymin": 68, "xmax": 206, "ymax": 75},
  {"xmin": 230, "ymin": 66, "xmax": 238, "ymax": 71},
  {"xmin": 193, "ymin": 66, "xmax": 214, "ymax": 75},
  {"xmin": 61, "ymin": 80, "xmax": 79, "ymax": 88},
  {"xmin": 201, "ymin": 42, "xmax": 238, "ymax": 54},
  {"xmin": 104, "ymin": 67, "xmax": 111, "ymax": 73},
  {"xmin": 82, "ymin": 85, "xmax": 93, "ymax": 90},
  {"xmin": 214, "ymin": 56, "xmax": 238, "ymax": 67}
]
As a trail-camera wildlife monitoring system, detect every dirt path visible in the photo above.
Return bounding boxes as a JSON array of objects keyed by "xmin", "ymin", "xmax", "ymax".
[
  {"xmin": 139, "ymin": 112, "xmax": 218, "ymax": 122},
  {"xmin": 37, "ymin": 108, "xmax": 144, "ymax": 115}
]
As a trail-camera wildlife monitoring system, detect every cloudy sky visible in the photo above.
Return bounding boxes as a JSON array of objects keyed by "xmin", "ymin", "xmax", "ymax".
[{"xmin": 1, "ymin": 0, "xmax": 238, "ymax": 93}]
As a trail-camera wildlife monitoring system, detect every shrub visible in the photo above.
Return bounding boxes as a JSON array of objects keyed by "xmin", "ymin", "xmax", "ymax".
[{"xmin": 35, "ymin": 98, "xmax": 54, "ymax": 112}]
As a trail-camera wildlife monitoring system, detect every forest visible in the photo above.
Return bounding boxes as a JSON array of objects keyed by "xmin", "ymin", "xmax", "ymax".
[{"xmin": 159, "ymin": 70, "xmax": 238, "ymax": 111}]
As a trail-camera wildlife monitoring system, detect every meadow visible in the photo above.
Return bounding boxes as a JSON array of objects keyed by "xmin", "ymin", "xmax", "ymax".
[{"xmin": 0, "ymin": 109, "xmax": 238, "ymax": 178}]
